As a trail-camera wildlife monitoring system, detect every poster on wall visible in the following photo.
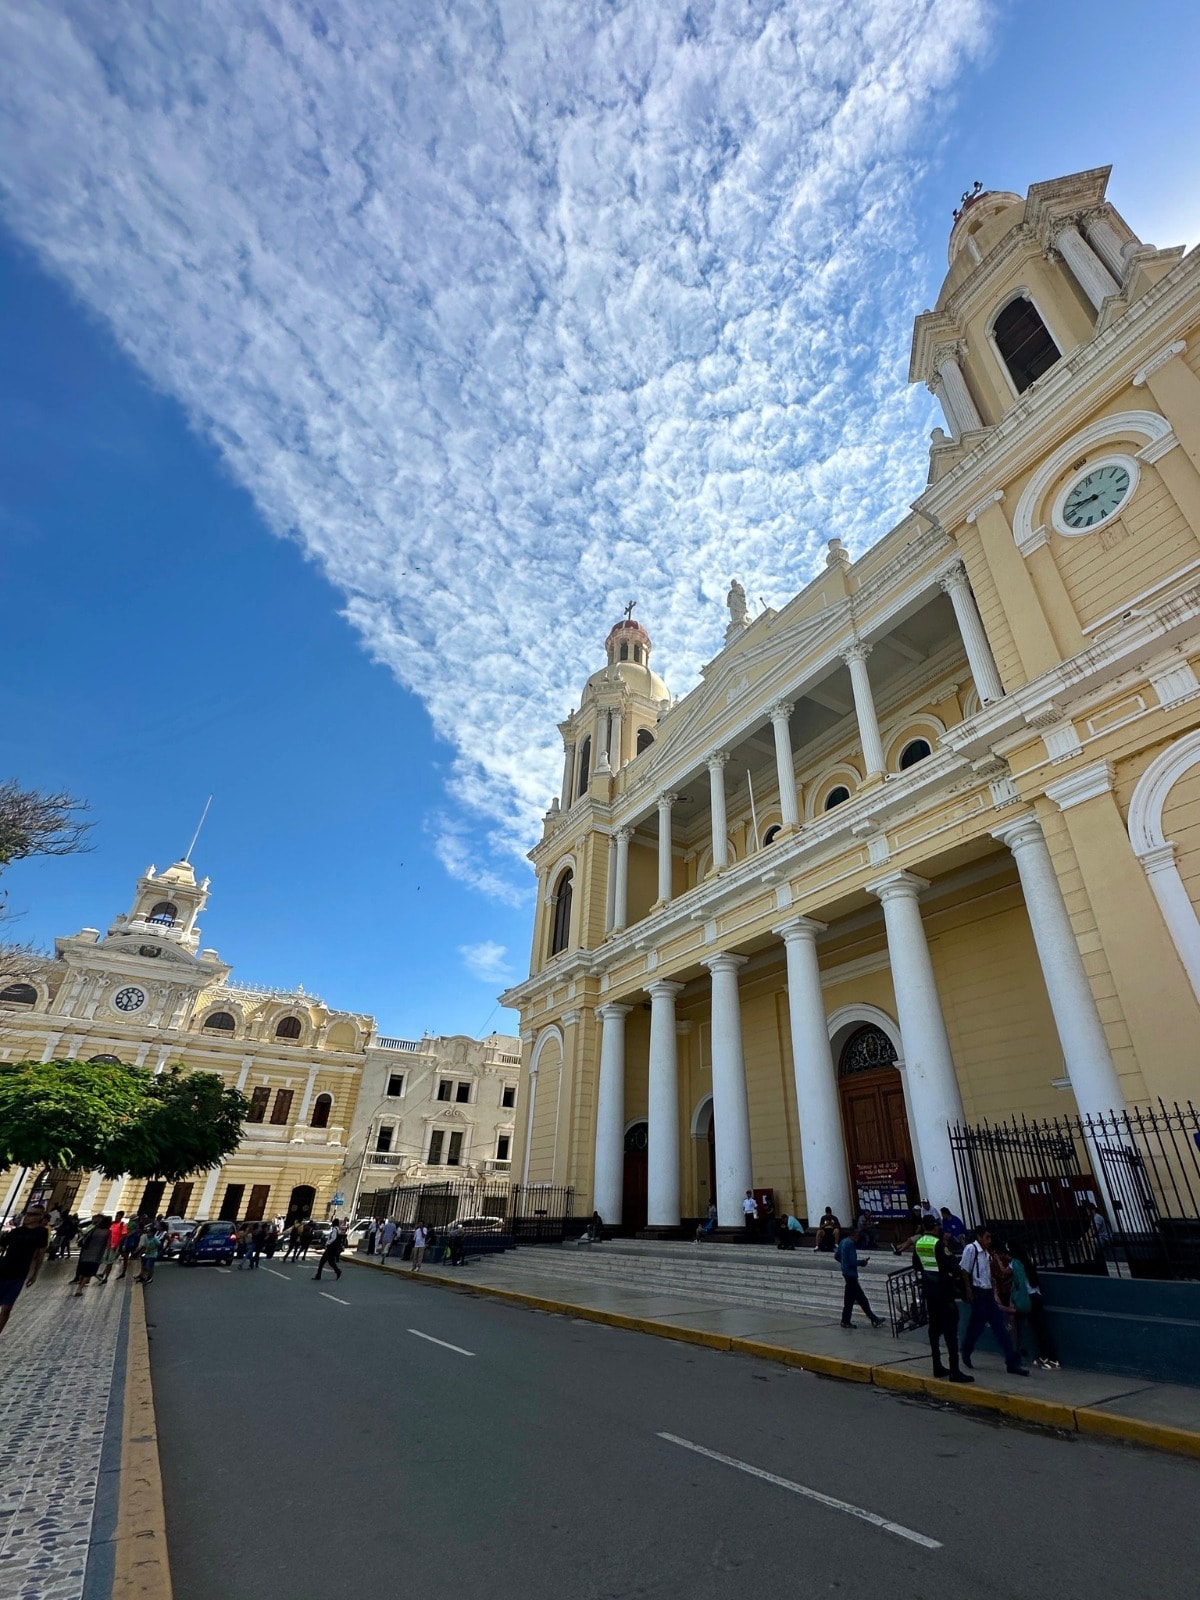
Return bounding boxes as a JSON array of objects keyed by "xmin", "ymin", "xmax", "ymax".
[{"xmin": 852, "ymin": 1161, "xmax": 909, "ymax": 1220}]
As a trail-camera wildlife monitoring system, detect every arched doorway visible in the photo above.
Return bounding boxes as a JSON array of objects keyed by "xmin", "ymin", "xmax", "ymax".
[
  {"xmin": 285, "ymin": 1185, "xmax": 316, "ymax": 1227},
  {"xmin": 622, "ymin": 1121, "xmax": 648, "ymax": 1232},
  {"xmin": 836, "ymin": 1024, "xmax": 915, "ymax": 1212}
]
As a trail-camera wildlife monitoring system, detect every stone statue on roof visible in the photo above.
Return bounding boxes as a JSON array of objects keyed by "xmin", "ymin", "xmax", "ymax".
[{"xmin": 726, "ymin": 579, "xmax": 748, "ymax": 641}]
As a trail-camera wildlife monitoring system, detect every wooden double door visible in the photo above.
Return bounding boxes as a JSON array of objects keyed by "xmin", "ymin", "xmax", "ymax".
[{"xmin": 838, "ymin": 1067, "xmax": 916, "ymax": 1197}]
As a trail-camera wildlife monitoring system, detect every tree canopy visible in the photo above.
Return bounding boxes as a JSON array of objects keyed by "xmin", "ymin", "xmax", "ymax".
[
  {"xmin": 0, "ymin": 1058, "xmax": 248, "ymax": 1179},
  {"xmin": 0, "ymin": 779, "xmax": 90, "ymax": 870}
]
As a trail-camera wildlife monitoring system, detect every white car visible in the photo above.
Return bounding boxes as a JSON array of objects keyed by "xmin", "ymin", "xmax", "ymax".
[{"xmin": 162, "ymin": 1216, "xmax": 198, "ymax": 1258}]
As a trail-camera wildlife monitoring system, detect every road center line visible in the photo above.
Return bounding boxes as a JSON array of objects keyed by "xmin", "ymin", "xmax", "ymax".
[
  {"xmin": 215, "ymin": 1268, "xmax": 231, "ymax": 1274},
  {"xmin": 408, "ymin": 1328, "xmax": 476, "ymax": 1357},
  {"xmin": 319, "ymin": 1292, "xmax": 350, "ymax": 1305},
  {"xmin": 656, "ymin": 1433, "xmax": 941, "ymax": 1550},
  {"xmin": 263, "ymin": 1269, "xmax": 290, "ymax": 1280}
]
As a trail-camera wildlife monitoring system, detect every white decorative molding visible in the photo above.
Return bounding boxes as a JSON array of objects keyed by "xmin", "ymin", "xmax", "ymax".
[
  {"xmin": 1044, "ymin": 759, "xmax": 1115, "ymax": 811},
  {"xmin": 1021, "ymin": 525, "xmax": 1050, "ymax": 555},
  {"xmin": 1010, "ymin": 410, "xmax": 1172, "ymax": 553},
  {"xmin": 1127, "ymin": 730, "xmax": 1200, "ymax": 1007},
  {"xmin": 1042, "ymin": 721, "xmax": 1085, "ymax": 764},
  {"xmin": 1050, "ymin": 452, "xmax": 1141, "ymax": 540},
  {"xmin": 1138, "ymin": 429, "xmax": 1180, "ymax": 465},
  {"xmin": 964, "ymin": 488, "xmax": 1005, "ymax": 525},
  {"xmin": 645, "ymin": 951, "xmax": 658, "ymax": 972},
  {"xmin": 1149, "ymin": 659, "xmax": 1200, "ymax": 710},
  {"xmin": 989, "ymin": 774, "xmax": 1021, "ymax": 808},
  {"xmin": 1132, "ymin": 339, "xmax": 1187, "ymax": 388},
  {"xmin": 866, "ymin": 833, "xmax": 891, "ymax": 865},
  {"xmin": 774, "ymin": 882, "xmax": 793, "ymax": 910},
  {"xmin": 704, "ymin": 919, "xmax": 718, "ymax": 945}
]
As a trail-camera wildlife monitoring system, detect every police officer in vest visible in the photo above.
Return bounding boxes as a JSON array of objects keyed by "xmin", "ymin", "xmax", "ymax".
[{"xmin": 914, "ymin": 1217, "xmax": 974, "ymax": 1384}]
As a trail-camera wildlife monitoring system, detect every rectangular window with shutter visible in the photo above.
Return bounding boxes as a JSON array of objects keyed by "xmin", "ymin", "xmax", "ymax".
[
  {"xmin": 375, "ymin": 1124, "xmax": 394, "ymax": 1153},
  {"xmin": 246, "ymin": 1184, "xmax": 271, "ymax": 1221},
  {"xmin": 387, "ymin": 1074, "xmax": 405, "ymax": 1097},
  {"xmin": 168, "ymin": 1181, "xmax": 194, "ymax": 1217},
  {"xmin": 270, "ymin": 1089, "xmax": 295, "ymax": 1125},
  {"xmin": 428, "ymin": 1130, "xmax": 445, "ymax": 1165},
  {"xmin": 246, "ymin": 1086, "xmax": 270, "ymax": 1123},
  {"xmin": 437, "ymin": 1081, "xmax": 452, "ymax": 1102},
  {"xmin": 501, "ymin": 1084, "xmax": 516, "ymax": 1108},
  {"xmin": 496, "ymin": 1135, "xmax": 511, "ymax": 1161},
  {"xmin": 455, "ymin": 1081, "xmax": 471, "ymax": 1103},
  {"xmin": 447, "ymin": 1131, "xmax": 464, "ymax": 1166},
  {"xmin": 219, "ymin": 1183, "xmax": 245, "ymax": 1221}
]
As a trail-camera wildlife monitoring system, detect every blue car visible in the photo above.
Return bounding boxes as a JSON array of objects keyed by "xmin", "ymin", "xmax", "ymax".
[{"xmin": 179, "ymin": 1220, "xmax": 238, "ymax": 1266}]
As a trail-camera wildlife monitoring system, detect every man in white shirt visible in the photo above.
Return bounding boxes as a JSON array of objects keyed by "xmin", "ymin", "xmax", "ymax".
[
  {"xmin": 742, "ymin": 1192, "xmax": 759, "ymax": 1242},
  {"xmin": 379, "ymin": 1218, "xmax": 398, "ymax": 1259},
  {"xmin": 960, "ymin": 1227, "xmax": 1027, "ymax": 1376},
  {"xmin": 411, "ymin": 1224, "xmax": 429, "ymax": 1273}
]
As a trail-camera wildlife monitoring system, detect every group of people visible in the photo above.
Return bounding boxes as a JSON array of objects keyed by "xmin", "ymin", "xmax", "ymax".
[{"xmin": 0, "ymin": 1205, "xmax": 169, "ymax": 1334}]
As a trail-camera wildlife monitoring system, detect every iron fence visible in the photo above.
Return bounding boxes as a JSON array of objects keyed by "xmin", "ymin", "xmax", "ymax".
[
  {"xmin": 950, "ymin": 1100, "xmax": 1200, "ymax": 1281},
  {"xmin": 358, "ymin": 1179, "xmax": 576, "ymax": 1243},
  {"xmin": 885, "ymin": 1265, "xmax": 928, "ymax": 1338}
]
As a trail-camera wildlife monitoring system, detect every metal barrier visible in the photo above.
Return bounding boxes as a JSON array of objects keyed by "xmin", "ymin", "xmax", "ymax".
[
  {"xmin": 358, "ymin": 1178, "xmax": 576, "ymax": 1244},
  {"xmin": 885, "ymin": 1265, "xmax": 927, "ymax": 1337}
]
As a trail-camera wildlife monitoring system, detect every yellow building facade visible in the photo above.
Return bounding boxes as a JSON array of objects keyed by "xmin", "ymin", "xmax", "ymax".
[
  {"xmin": 0, "ymin": 858, "xmax": 371, "ymax": 1225},
  {"xmin": 502, "ymin": 167, "xmax": 1200, "ymax": 1233}
]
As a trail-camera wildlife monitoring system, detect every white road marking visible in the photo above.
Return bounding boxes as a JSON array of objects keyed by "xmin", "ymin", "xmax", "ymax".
[
  {"xmin": 657, "ymin": 1433, "xmax": 941, "ymax": 1550},
  {"xmin": 408, "ymin": 1328, "xmax": 476, "ymax": 1357},
  {"xmin": 319, "ymin": 1292, "xmax": 350, "ymax": 1305},
  {"xmin": 263, "ymin": 1269, "xmax": 290, "ymax": 1280},
  {"xmin": 215, "ymin": 1268, "xmax": 231, "ymax": 1275}
]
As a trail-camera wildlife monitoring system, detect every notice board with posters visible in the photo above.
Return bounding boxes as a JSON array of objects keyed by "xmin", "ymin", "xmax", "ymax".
[{"xmin": 852, "ymin": 1161, "xmax": 909, "ymax": 1220}]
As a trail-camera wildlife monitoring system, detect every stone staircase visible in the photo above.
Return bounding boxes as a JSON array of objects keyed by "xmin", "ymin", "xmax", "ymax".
[{"xmin": 474, "ymin": 1237, "xmax": 902, "ymax": 1320}]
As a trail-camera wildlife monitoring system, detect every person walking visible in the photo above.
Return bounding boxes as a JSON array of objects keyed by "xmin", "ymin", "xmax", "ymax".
[
  {"xmin": 913, "ymin": 1218, "xmax": 973, "ymax": 1383},
  {"xmin": 135, "ymin": 1227, "xmax": 161, "ymax": 1285},
  {"xmin": 365, "ymin": 1218, "xmax": 378, "ymax": 1255},
  {"xmin": 283, "ymin": 1221, "xmax": 303, "ymax": 1261},
  {"xmin": 960, "ymin": 1227, "xmax": 1029, "ymax": 1375},
  {"xmin": 72, "ymin": 1215, "xmax": 110, "ymax": 1298},
  {"xmin": 1007, "ymin": 1246, "xmax": 1060, "ymax": 1369},
  {"xmin": 411, "ymin": 1223, "xmax": 429, "ymax": 1273},
  {"xmin": 116, "ymin": 1217, "xmax": 143, "ymax": 1280},
  {"xmin": 313, "ymin": 1226, "xmax": 346, "ymax": 1282},
  {"xmin": 835, "ymin": 1227, "xmax": 884, "ymax": 1329},
  {"xmin": 96, "ymin": 1211, "xmax": 127, "ymax": 1285},
  {"xmin": 248, "ymin": 1223, "xmax": 264, "ymax": 1270},
  {"xmin": 379, "ymin": 1217, "xmax": 398, "ymax": 1259},
  {"xmin": 742, "ymin": 1191, "xmax": 759, "ymax": 1241},
  {"xmin": 0, "ymin": 1206, "xmax": 50, "ymax": 1335}
]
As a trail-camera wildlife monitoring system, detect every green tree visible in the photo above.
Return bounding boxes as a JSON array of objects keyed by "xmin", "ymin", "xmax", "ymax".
[
  {"xmin": 0, "ymin": 1058, "xmax": 147, "ymax": 1170},
  {"xmin": 102, "ymin": 1067, "xmax": 248, "ymax": 1181}
]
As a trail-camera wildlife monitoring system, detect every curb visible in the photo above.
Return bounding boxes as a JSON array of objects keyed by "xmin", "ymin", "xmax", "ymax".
[
  {"xmin": 346, "ymin": 1256, "xmax": 1200, "ymax": 1461},
  {"xmin": 111, "ymin": 1285, "xmax": 173, "ymax": 1600}
]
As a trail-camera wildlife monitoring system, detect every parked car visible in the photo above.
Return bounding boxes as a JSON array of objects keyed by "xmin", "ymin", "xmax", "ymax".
[
  {"xmin": 455, "ymin": 1215, "xmax": 507, "ymax": 1233},
  {"xmin": 179, "ymin": 1220, "xmax": 239, "ymax": 1266},
  {"xmin": 162, "ymin": 1216, "xmax": 198, "ymax": 1259}
]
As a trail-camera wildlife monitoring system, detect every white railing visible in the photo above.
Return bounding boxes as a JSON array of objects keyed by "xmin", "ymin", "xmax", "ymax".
[
  {"xmin": 484, "ymin": 1159, "xmax": 513, "ymax": 1173},
  {"xmin": 368, "ymin": 1152, "xmax": 406, "ymax": 1166},
  {"xmin": 373, "ymin": 1037, "xmax": 422, "ymax": 1052}
]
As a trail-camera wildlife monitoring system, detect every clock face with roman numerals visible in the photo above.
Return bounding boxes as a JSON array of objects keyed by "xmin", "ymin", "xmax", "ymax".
[
  {"xmin": 1057, "ymin": 456, "xmax": 1136, "ymax": 533},
  {"xmin": 112, "ymin": 985, "xmax": 147, "ymax": 1013}
]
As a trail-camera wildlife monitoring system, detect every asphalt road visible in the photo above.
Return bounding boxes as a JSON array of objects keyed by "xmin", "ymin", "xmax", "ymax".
[{"xmin": 146, "ymin": 1256, "xmax": 1200, "ymax": 1600}]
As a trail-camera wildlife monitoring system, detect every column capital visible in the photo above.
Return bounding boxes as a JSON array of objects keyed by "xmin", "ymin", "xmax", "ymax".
[
  {"xmin": 990, "ymin": 811, "xmax": 1046, "ymax": 854},
  {"xmin": 842, "ymin": 640, "xmax": 871, "ymax": 666},
  {"xmin": 767, "ymin": 700, "xmax": 794, "ymax": 724},
  {"xmin": 1044, "ymin": 759, "xmax": 1114, "ymax": 812},
  {"xmin": 707, "ymin": 750, "xmax": 730, "ymax": 772},
  {"xmin": 701, "ymin": 951, "xmax": 749, "ymax": 976},
  {"xmin": 657, "ymin": 791, "xmax": 679, "ymax": 812},
  {"xmin": 614, "ymin": 825, "xmax": 635, "ymax": 842},
  {"xmin": 866, "ymin": 869, "xmax": 930, "ymax": 904},
  {"xmin": 932, "ymin": 340, "xmax": 967, "ymax": 375},
  {"xmin": 964, "ymin": 488, "xmax": 1005, "ymax": 525},
  {"xmin": 595, "ymin": 1002, "xmax": 633, "ymax": 1023},
  {"xmin": 645, "ymin": 979, "xmax": 686, "ymax": 1002},
  {"xmin": 1138, "ymin": 841, "xmax": 1179, "ymax": 877},
  {"xmin": 937, "ymin": 559, "xmax": 970, "ymax": 595},
  {"xmin": 772, "ymin": 914, "xmax": 827, "ymax": 944}
]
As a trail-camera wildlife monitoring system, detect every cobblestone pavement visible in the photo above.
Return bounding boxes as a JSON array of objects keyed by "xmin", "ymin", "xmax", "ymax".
[{"xmin": 0, "ymin": 1259, "xmax": 126, "ymax": 1600}]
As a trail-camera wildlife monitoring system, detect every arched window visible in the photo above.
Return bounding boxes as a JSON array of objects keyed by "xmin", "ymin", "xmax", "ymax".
[
  {"xmin": 549, "ymin": 869, "xmax": 573, "ymax": 957},
  {"xmin": 993, "ymin": 296, "xmax": 1060, "ymax": 394},
  {"xmin": 898, "ymin": 738, "xmax": 932, "ymax": 771},
  {"xmin": 577, "ymin": 737, "xmax": 591, "ymax": 797},
  {"xmin": 0, "ymin": 983, "xmax": 37, "ymax": 1006},
  {"xmin": 275, "ymin": 1015, "xmax": 302, "ymax": 1040},
  {"xmin": 147, "ymin": 901, "xmax": 178, "ymax": 927},
  {"xmin": 203, "ymin": 1011, "xmax": 236, "ymax": 1032},
  {"xmin": 824, "ymin": 785, "xmax": 851, "ymax": 811},
  {"xmin": 837, "ymin": 1025, "xmax": 898, "ymax": 1076},
  {"xmin": 636, "ymin": 728, "xmax": 654, "ymax": 756},
  {"xmin": 310, "ymin": 1093, "xmax": 332, "ymax": 1129},
  {"xmin": 763, "ymin": 825, "xmax": 781, "ymax": 847},
  {"xmin": 88, "ymin": 1054, "xmax": 122, "ymax": 1065},
  {"xmin": 619, "ymin": 642, "xmax": 629, "ymax": 661},
  {"xmin": 633, "ymin": 645, "xmax": 643, "ymax": 664}
]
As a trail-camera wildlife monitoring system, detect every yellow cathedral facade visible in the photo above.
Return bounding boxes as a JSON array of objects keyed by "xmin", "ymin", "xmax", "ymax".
[{"xmin": 502, "ymin": 166, "xmax": 1200, "ymax": 1234}]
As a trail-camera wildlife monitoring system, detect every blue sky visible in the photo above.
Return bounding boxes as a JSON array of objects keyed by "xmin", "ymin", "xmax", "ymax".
[{"xmin": 1, "ymin": 1, "xmax": 1197, "ymax": 1040}]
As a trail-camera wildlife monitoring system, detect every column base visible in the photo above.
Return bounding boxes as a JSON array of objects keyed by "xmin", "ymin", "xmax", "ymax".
[{"xmin": 859, "ymin": 771, "xmax": 887, "ymax": 793}]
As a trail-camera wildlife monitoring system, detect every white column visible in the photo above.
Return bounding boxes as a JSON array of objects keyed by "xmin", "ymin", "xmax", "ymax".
[
  {"xmin": 940, "ymin": 562, "xmax": 1004, "ymax": 703},
  {"xmin": 296, "ymin": 1064, "xmax": 320, "ymax": 1127},
  {"xmin": 609, "ymin": 707, "xmax": 624, "ymax": 773},
  {"xmin": 2, "ymin": 1166, "xmax": 30, "ymax": 1221},
  {"xmin": 993, "ymin": 814, "xmax": 1124, "ymax": 1116},
  {"xmin": 933, "ymin": 350, "xmax": 982, "ymax": 436},
  {"xmin": 1085, "ymin": 215, "xmax": 1128, "ymax": 282},
  {"xmin": 196, "ymin": 1165, "xmax": 222, "ymax": 1216},
  {"xmin": 867, "ymin": 872, "xmax": 965, "ymax": 1205},
  {"xmin": 768, "ymin": 703, "xmax": 801, "ymax": 830},
  {"xmin": 656, "ymin": 793, "xmax": 677, "ymax": 904},
  {"xmin": 605, "ymin": 835, "xmax": 617, "ymax": 933},
  {"xmin": 708, "ymin": 753, "xmax": 730, "ymax": 871},
  {"xmin": 104, "ymin": 1173, "xmax": 129, "ymax": 1214},
  {"xmin": 593, "ymin": 1003, "xmax": 631, "ymax": 1226},
  {"xmin": 776, "ymin": 918, "xmax": 851, "ymax": 1223},
  {"xmin": 613, "ymin": 827, "xmax": 632, "ymax": 933},
  {"xmin": 39, "ymin": 1033, "xmax": 62, "ymax": 1063},
  {"xmin": 596, "ymin": 711, "xmax": 610, "ymax": 769},
  {"xmin": 646, "ymin": 980, "xmax": 685, "ymax": 1227},
  {"xmin": 1138, "ymin": 844, "xmax": 1200, "ymax": 1008},
  {"xmin": 561, "ymin": 744, "xmax": 575, "ymax": 809},
  {"xmin": 843, "ymin": 644, "xmax": 886, "ymax": 779},
  {"xmin": 702, "ymin": 953, "xmax": 753, "ymax": 1225},
  {"xmin": 1053, "ymin": 221, "xmax": 1120, "ymax": 311},
  {"xmin": 76, "ymin": 1170, "xmax": 106, "ymax": 1217}
]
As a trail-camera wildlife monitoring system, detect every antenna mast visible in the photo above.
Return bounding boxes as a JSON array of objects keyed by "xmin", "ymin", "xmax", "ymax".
[{"xmin": 183, "ymin": 796, "xmax": 213, "ymax": 864}]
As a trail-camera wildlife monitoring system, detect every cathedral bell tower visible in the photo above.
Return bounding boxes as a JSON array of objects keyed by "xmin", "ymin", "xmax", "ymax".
[
  {"xmin": 106, "ymin": 859, "xmax": 212, "ymax": 956},
  {"xmin": 555, "ymin": 612, "xmax": 671, "ymax": 812}
]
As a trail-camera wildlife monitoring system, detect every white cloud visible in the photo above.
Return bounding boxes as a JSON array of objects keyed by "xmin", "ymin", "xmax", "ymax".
[
  {"xmin": 459, "ymin": 940, "xmax": 512, "ymax": 985},
  {"xmin": 0, "ymin": 1, "xmax": 993, "ymax": 898}
]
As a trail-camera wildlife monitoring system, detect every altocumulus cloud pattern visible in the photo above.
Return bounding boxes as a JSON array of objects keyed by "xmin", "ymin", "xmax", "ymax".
[{"xmin": 0, "ymin": 1, "xmax": 990, "ymax": 902}]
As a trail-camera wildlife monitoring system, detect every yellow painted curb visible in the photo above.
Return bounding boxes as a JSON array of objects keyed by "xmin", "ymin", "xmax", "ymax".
[
  {"xmin": 1074, "ymin": 1407, "xmax": 1200, "ymax": 1461},
  {"xmin": 872, "ymin": 1365, "xmax": 1077, "ymax": 1430},
  {"xmin": 112, "ymin": 1285, "xmax": 173, "ymax": 1600},
  {"xmin": 730, "ymin": 1339, "xmax": 873, "ymax": 1383}
]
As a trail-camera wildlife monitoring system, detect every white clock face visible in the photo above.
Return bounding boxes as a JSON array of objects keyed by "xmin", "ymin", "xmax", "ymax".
[
  {"xmin": 1055, "ymin": 455, "xmax": 1137, "ymax": 534},
  {"xmin": 112, "ymin": 985, "xmax": 147, "ymax": 1014}
]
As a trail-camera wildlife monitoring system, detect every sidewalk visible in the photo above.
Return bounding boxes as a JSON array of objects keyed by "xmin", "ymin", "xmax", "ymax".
[
  {"xmin": 346, "ymin": 1247, "xmax": 1200, "ymax": 1461},
  {"xmin": 0, "ymin": 1258, "xmax": 127, "ymax": 1600}
]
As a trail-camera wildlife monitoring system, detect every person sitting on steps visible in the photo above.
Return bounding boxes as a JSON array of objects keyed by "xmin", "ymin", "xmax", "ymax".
[{"xmin": 813, "ymin": 1207, "xmax": 840, "ymax": 1252}]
